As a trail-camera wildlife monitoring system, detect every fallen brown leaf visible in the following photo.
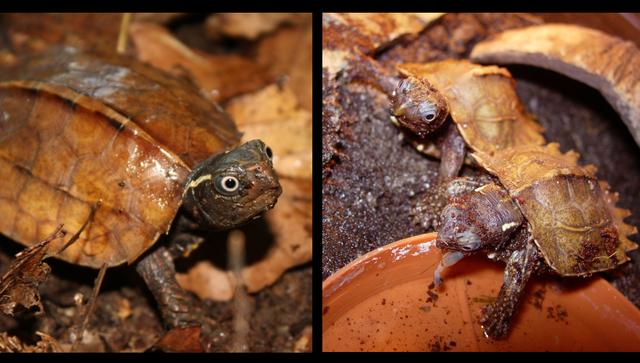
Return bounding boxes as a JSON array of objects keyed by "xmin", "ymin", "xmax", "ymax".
[
  {"xmin": 130, "ymin": 21, "xmax": 272, "ymax": 103},
  {"xmin": 154, "ymin": 326, "xmax": 204, "ymax": 353},
  {"xmin": 133, "ymin": 13, "xmax": 185, "ymax": 24},
  {"xmin": 0, "ymin": 331, "xmax": 63, "ymax": 353},
  {"xmin": 293, "ymin": 326, "xmax": 312, "ymax": 352},
  {"xmin": 257, "ymin": 22, "xmax": 312, "ymax": 110},
  {"xmin": 242, "ymin": 178, "xmax": 312, "ymax": 293},
  {"xmin": 116, "ymin": 298, "xmax": 132, "ymax": 320},
  {"xmin": 226, "ymin": 83, "xmax": 312, "ymax": 180},
  {"xmin": 1, "ymin": 13, "xmax": 122, "ymax": 54},
  {"xmin": 0, "ymin": 227, "xmax": 65, "ymax": 316},
  {"xmin": 205, "ymin": 13, "xmax": 310, "ymax": 40},
  {"xmin": 175, "ymin": 261, "xmax": 235, "ymax": 301}
]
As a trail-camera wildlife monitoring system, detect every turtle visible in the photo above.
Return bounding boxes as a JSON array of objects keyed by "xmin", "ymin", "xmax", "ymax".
[
  {"xmin": 340, "ymin": 53, "xmax": 546, "ymax": 228},
  {"xmin": 433, "ymin": 142, "xmax": 638, "ymax": 339},
  {"xmin": 0, "ymin": 46, "xmax": 282, "ymax": 330}
]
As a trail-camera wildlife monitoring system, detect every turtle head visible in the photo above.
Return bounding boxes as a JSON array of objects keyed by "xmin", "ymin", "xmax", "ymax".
[
  {"xmin": 437, "ymin": 183, "xmax": 523, "ymax": 253},
  {"xmin": 437, "ymin": 198, "xmax": 485, "ymax": 253},
  {"xmin": 390, "ymin": 75, "xmax": 449, "ymax": 138},
  {"xmin": 183, "ymin": 139, "xmax": 282, "ymax": 230}
]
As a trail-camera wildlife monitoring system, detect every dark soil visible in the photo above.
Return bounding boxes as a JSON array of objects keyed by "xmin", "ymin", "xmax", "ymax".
[{"xmin": 322, "ymin": 13, "xmax": 640, "ymax": 307}]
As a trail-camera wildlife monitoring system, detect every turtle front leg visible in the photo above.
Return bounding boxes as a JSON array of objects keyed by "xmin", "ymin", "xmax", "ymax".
[
  {"xmin": 412, "ymin": 123, "xmax": 466, "ymax": 230},
  {"xmin": 135, "ymin": 244, "xmax": 206, "ymax": 330},
  {"xmin": 338, "ymin": 49, "xmax": 399, "ymax": 94},
  {"xmin": 437, "ymin": 122, "xmax": 466, "ymax": 184},
  {"xmin": 481, "ymin": 235, "xmax": 539, "ymax": 339}
]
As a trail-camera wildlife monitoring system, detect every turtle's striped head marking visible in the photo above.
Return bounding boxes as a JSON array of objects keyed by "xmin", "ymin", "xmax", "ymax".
[{"xmin": 183, "ymin": 139, "xmax": 281, "ymax": 230}]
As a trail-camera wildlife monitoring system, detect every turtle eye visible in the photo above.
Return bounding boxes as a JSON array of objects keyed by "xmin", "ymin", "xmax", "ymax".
[
  {"xmin": 217, "ymin": 175, "xmax": 240, "ymax": 194},
  {"xmin": 424, "ymin": 112, "xmax": 436, "ymax": 122},
  {"xmin": 265, "ymin": 146, "xmax": 273, "ymax": 160},
  {"xmin": 425, "ymin": 112, "xmax": 436, "ymax": 122}
]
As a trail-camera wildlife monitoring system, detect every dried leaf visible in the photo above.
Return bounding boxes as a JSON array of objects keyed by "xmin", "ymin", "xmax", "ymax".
[
  {"xmin": 0, "ymin": 331, "xmax": 63, "ymax": 353},
  {"xmin": 116, "ymin": 298, "xmax": 132, "ymax": 320},
  {"xmin": 133, "ymin": 13, "xmax": 185, "ymax": 24},
  {"xmin": 293, "ymin": 326, "xmax": 312, "ymax": 352},
  {"xmin": 205, "ymin": 13, "xmax": 310, "ymax": 40},
  {"xmin": 226, "ymin": 83, "xmax": 312, "ymax": 180},
  {"xmin": 1, "ymin": 13, "xmax": 122, "ymax": 54},
  {"xmin": 129, "ymin": 22, "xmax": 272, "ymax": 103},
  {"xmin": 175, "ymin": 261, "xmax": 235, "ymax": 301},
  {"xmin": 0, "ymin": 228, "xmax": 65, "ymax": 316},
  {"xmin": 257, "ymin": 23, "xmax": 312, "ymax": 110},
  {"xmin": 154, "ymin": 326, "xmax": 204, "ymax": 353},
  {"xmin": 242, "ymin": 178, "xmax": 312, "ymax": 293}
]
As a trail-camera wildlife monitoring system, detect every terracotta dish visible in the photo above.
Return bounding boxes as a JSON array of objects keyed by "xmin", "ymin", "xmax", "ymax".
[{"xmin": 323, "ymin": 233, "xmax": 640, "ymax": 351}]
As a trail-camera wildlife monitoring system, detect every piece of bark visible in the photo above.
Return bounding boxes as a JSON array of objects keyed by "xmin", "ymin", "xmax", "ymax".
[
  {"xmin": 323, "ymin": 13, "xmax": 445, "ymax": 53},
  {"xmin": 130, "ymin": 22, "xmax": 272, "ymax": 103},
  {"xmin": 322, "ymin": 13, "xmax": 445, "ymax": 78},
  {"xmin": 471, "ymin": 23, "xmax": 640, "ymax": 148},
  {"xmin": 205, "ymin": 13, "xmax": 309, "ymax": 40}
]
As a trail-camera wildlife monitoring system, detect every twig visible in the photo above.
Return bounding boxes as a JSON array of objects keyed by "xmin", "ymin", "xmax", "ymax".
[
  {"xmin": 229, "ymin": 230, "xmax": 250, "ymax": 352},
  {"xmin": 117, "ymin": 13, "xmax": 132, "ymax": 54},
  {"xmin": 71, "ymin": 262, "xmax": 107, "ymax": 351}
]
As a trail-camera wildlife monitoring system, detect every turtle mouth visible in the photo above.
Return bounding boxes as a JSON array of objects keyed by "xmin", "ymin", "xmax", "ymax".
[{"xmin": 251, "ymin": 187, "xmax": 281, "ymax": 215}]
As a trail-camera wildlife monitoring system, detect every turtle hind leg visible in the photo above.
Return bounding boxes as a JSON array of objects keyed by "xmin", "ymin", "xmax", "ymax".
[{"xmin": 481, "ymin": 233, "xmax": 539, "ymax": 339}]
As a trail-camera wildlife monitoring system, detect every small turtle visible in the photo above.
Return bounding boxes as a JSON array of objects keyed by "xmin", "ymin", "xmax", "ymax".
[
  {"xmin": 434, "ymin": 143, "xmax": 638, "ymax": 339},
  {"xmin": 341, "ymin": 54, "xmax": 545, "ymax": 228},
  {"xmin": 0, "ymin": 47, "xmax": 282, "ymax": 330}
]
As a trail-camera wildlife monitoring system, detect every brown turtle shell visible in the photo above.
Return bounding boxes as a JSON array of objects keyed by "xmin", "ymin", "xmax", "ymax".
[
  {"xmin": 0, "ymin": 47, "xmax": 242, "ymax": 268},
  {"xmin": 397, "ymin": 60, "xmax": 545, "ymax": 156},
  {"xmin": 473, "ymin": 144, "xmax": 638, "ymax": 276}
]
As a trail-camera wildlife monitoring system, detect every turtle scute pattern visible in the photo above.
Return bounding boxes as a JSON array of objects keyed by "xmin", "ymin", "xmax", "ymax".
[
  {"xmin": 473, "ymin": 143, "xmax": 638, "ymax": 276},
  {"xmin": 397, "ymin": 60, "xmax": 545, "ymax": 155}
]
